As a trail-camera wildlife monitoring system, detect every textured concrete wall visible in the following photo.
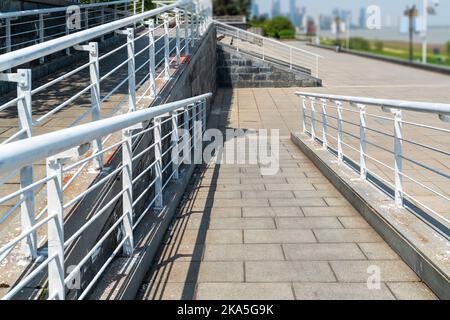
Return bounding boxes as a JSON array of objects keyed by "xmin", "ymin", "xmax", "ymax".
[{"xmin": 217, "ymin": 44, "xmax": 321, "ymax": 88}]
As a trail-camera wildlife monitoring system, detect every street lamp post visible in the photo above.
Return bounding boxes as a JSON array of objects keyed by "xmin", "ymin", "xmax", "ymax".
[
  {"xmin": 404, "ymin": 5, "xmax": 418, "ymax": 62},
  {"xmin": 422, "ymin": 0, "xmax": 439, "ymax": 64},
  {"xmin": 422, "ymin": 0, "xmax": 428, "ymax": 64}
]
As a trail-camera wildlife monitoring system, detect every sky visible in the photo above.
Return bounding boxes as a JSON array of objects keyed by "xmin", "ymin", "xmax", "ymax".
[{"xmin": 252, "ymin": 0, "xmax": 450, "ymax": 26}]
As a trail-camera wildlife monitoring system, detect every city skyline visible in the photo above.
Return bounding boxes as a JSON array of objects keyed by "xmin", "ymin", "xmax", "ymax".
[{"xmin": 250, "ymin": 0, "xmax": 450, "ymax": 27}]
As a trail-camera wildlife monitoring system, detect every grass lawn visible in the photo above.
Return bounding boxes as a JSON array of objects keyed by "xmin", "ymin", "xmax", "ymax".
[{"xmin": 320, "ymin": 38, "xmax": 450, "ymax": 67}]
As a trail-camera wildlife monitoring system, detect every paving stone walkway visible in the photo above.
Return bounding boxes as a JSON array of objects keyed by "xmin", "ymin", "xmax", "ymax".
[{"xmin": 138, "ymin": 88, "xmax": 436, "ymax": 300}]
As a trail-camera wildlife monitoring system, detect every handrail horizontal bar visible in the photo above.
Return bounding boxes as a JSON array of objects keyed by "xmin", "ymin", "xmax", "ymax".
[
  {"xmin": 296, "ymin": 92, "xmax": 450, "ymax": 116},
  {"xmin": 0, "ymin": 0, "xmax": 132, "ymax": 19},
  {"xmin": 0, "ymin": 93, "xmax": 212, "ymax": 174}
]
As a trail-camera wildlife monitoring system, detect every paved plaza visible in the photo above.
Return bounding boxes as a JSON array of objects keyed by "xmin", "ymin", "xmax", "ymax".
[{"xmin": 138, "ymin": 44, "xmax": 450, "ymax": 300}]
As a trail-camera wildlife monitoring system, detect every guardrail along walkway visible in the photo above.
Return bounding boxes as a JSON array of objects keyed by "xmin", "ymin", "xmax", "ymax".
[{"xmin": 138, "ymin": 88, "xmax": 436, "ymax": 300}]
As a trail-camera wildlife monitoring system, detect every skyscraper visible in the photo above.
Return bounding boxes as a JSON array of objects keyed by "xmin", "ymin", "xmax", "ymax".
[
  {"xmin": 289, "ymin": 0, "xmax": 297, "ymax": 26},
  {"xmin": 251, "ymin": 1, "xmax": 260, "ymax": 19},
  {"xmin": 359, "ymin": 7, "xmax": 367, "ymax": 29},
  {"xmin": 271, "ymin": 0, "xmax": 281, "ymax": 18}
]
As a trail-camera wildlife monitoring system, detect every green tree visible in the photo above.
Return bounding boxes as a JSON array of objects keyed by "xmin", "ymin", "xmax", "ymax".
[
  {"xmin": 263, "ymin": 16, "xmax": 295, "ymax": 39},
  {"xmin": 447, "ymin": 41, "xmax": 450, "ymax": 55},
  {"xmin": 213, "ymin": 0, "xmax": 251, "ymax": 17}
]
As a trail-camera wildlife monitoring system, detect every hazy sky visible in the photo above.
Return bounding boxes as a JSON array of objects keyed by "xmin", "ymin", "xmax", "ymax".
[{"xmin": 252, "ymin": 0, "xmax": 450, "ymax": 26}]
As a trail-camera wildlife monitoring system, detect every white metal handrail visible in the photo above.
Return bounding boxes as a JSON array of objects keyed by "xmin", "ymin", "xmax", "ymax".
[
  {"xmin": 0, "ymin": 1, "xmax": 135, "ymax": 19},
  {"xmin": 0, "ymin": 0, "xmax": 195, "ymax": 71},
  {"xmin": 215, "ymin": 20, "xmax": 322, "ymax": 78},
  {"xmin": 0, "ymin": 0, "xmax": 209, "ymax": 145},
  {"xmin": 0, "ymin": 0, "xmax": 212, "ymax": 300},
  {"xmin": 0, "ymin": 0, "xmax": 142, "ymax": 56},
  {"xmin": 0, "ymin": 93, "xmax": 211, "ymax": 173},
  {"xmin": 296, "ymin": 91, "xmax": 450, "ymax": 236},
  {"xmin": 0, "ymin": 92, "xmax": 211, "ymax": 300}
]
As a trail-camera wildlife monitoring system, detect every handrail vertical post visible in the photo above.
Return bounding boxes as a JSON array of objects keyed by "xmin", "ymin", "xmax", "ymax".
[
  {"xmin": 114, "ymin": 4, "xmax": 118, "ymax": 20},
  {"xmin": 184, "ymin": 9, "xmax": 190, "ymax": 56},
  {"xmin": 394, "ymin": 110, "xmax": 403, "ymax": 207},
  {"xmin": 357, "ymin": 104, "xmax": 367, "ymax": 179},
  {"xmin": 175, "ymin": 8, "xmax": 181, "ymax": 65},
  {"xmin": 88, "ymin": 42, "xmax": 103, "ymax": 169},
  {"xmin": 126, "ymin": 28, "xmax": 136, "ymax": 111},
  {"xmin": 301, "ymin": 96, "xmax": 307, "ymax": 133},
  {"xmin": 154, "ymin": 117, "xmax": 163, "ymax": 208},
  {"xmin": 195, "ymin": 6, "xmax": 199, "ymax": 39},
  {"xmin": 262, "ymin": 38, "xmax": 265, "ymax": 60},
  {"xmin": 46, "ymin": 157, "xmax": 65, "ymax": 300},
  {"xmin": 190, "ymin": 8, "xmax": 195, "ymax": 46},
  {"xmin": 171, "ymin": 111, "xmax": 179, "ymax": 180},
  {"xmin": 336, "ymin": 101, "xmax": 343, "ymax": 164},
  {"xmin": 310, "ymin": 98, "xmax": 316, "ymax": 141},
  {"xmin": 163, "ymin": 13, "xmax": 170, "ymax": 80},
  {"xmin": 39, "ymin": 14, "xmax": 45, "ymax": 64},
  {"xmin": 84, "ymin": 8, "xmax": 89, "ymax": 29},
  {"xmin": 147, "ymin": 19, "xmax": 156, "ymax": 98},
  {"xmin": 184, "ymin": 105, "xmax": 191, "ymax": 163},
  {"xmin": 321, "ymin": 99, "xmax": 327, "ymax": 150},
  {"xmin": 202, "ymin": 13, "xmax": 207, "ymax": 33},
  {"xmin": 290, "ymin": 47, "xmax": 292, "ymax": 69},
  {"xmin": 202, "ymin": 98, "xmax": 207, "ymax": 133},
  {"xmin": 141, "ymin": 0, "xmax": 145, "ymax": 14},
  {"xmin": 315, "ymin": 56, "xmax": 319, "ymax": 78},
  {"xmin": 5, "ymin": 18, "xmax": 11, "ymax": 54},
  {"xmin": 65, "ymin": 13, "xmax": 70, "ymax": 56},
  {"xmin": 132, "ymin": 0, "xmax": 137, "ymax": 28},
  {"xmin": 17, "ymin": 69, "xmax": 37, "ymax": 259},
  {"xmin": 100, "ymin": 7, "xmax": 105, "ymax": 41},
  {"xmin": 122, "ymin": 128, "xmax": 134, "ymax": 255},
  {"xmin": 193, "ymin": 102, "xmax": 201, "ymax": 164}
]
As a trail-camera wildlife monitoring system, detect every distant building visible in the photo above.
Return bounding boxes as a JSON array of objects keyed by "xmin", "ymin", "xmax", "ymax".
[
  {"xmin": 359, "ymin": 7, "xmax": 366, "ymax": 29},
  {"xmin": 271, "ymin": 0, "xmax": 281, "ymax": 18},
  {"xmin": 298, "ymin": 6, "xmax": 307, "ymax": 31},
  {"xmin": 306, "ymin": 18, "xmax": 317, "ymax": 35},
  {"xmin": 289, "ymin": 0, "xmax": 297, "ymax": 27},
  {"xmin": 251, "ymin": 2, "xmax": 260, "ymax": 19},
  {"xmin": 320, "ymin": 15, "xmax": 332, "ymax": 30},
  {"xmin": 331, "ymin": 8, "xmax": 352, "ymax": 29}
]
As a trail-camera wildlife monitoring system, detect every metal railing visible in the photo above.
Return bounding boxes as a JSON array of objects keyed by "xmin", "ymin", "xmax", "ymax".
[
  {"xmin": 0, "ymin": 0, "xmax": 210, "ymax": 143},
  {"xmin": 215, "ymin": 20, "xmax": 322, "ymax": 78},
  {"xmin": 0, "ymin": 0, "xmax": 212, "ymax": 300},
  {"xmin": 0, "ymin": 92, "xmax": 211, "ymax": 300},
  {"xmin": 296, "ymin": 92, "xmax": 450, "ymax": 237},
  {"xmin": 0, "ymin": 0, "xmax": 144, "ymax": 57}
]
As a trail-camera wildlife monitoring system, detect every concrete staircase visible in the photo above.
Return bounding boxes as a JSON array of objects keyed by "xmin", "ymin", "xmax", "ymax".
[{"xmin": 217, "ymin": 44, "xmax": 322, "ymax": 88}]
